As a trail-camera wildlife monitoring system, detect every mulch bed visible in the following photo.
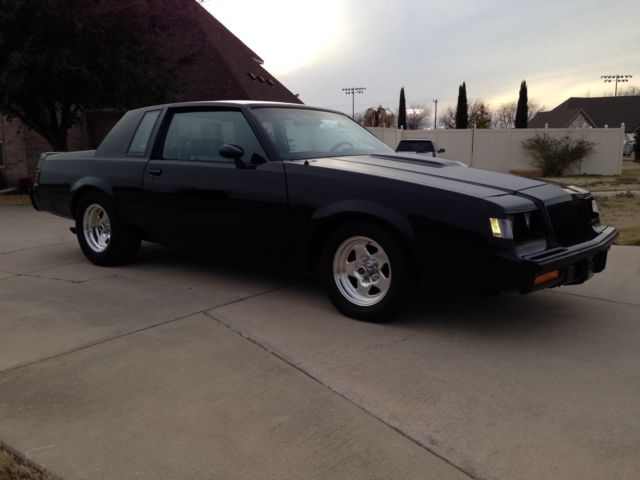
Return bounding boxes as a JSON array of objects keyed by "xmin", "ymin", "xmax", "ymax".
[
  {"xmin": 0, "ymin": 195, "xmax": 31, "ymax": 206},
  {"xmin": 0, "ymin": 444, "xmax": 58, "ymax": 480}
]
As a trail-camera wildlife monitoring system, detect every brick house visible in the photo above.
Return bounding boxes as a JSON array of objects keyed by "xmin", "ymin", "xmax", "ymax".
[{"xmin": 0, "ymin": 2, "xmax": 301, "ymax": 187}]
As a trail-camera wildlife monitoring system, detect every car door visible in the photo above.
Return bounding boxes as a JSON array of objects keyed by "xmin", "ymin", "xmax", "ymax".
[{"xmin": 141, "ymin": 107, "xmax": 290, "ymax": 256}]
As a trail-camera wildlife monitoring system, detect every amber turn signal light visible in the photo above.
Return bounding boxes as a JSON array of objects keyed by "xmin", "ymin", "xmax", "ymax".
[{"xmin": 534, "ymin": 270, "xmax": 560, "ymax": 286}]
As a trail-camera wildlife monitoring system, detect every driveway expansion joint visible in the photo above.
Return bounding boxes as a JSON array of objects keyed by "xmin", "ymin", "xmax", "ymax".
[
  {"xmin": 550, "ymin": 289, "xmax": 640, "ymax": 308},
  {"xmin": 0, "ymin": 282, "xmax": 299, "ymax": 376},
  {"xmin": 0, "ymin": 241, "xmax": 71, "ymax": 256},
  {"xmin": 0, "ymin": 274, "xmax": 20, "ymax": 281},
  {"xmin": 204, "ymin": 309, "xmax": 477, "ymax": 480}
]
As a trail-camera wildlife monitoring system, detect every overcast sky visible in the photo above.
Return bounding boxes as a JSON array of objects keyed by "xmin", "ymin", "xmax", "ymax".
[{"xmin": 203, "ymin": 0, "xmax": 639, "ymax": 116}]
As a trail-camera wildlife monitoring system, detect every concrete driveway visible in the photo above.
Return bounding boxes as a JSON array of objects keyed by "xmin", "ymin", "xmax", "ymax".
[{"xmin": 0, "ymin": 205, "xmax": 639, "ymax": 480}]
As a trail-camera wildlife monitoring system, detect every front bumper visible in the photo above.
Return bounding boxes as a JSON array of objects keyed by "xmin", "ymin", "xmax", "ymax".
[{"xmin": 502, "ymin": 226, "xmax": 618, "ymax": 293}]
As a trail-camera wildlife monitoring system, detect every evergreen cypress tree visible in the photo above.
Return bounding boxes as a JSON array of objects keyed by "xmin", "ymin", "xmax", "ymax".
[
  {"xmin": 398, "ymin": 88, "xmax": 407, "ymax": 130},
  {"xmin": 455, "ymin": 82, "xmax": 468, "ymax": 129},
  {"xmin": 515, "ymin": 81, "xmax": 528, "ymax": 128}
]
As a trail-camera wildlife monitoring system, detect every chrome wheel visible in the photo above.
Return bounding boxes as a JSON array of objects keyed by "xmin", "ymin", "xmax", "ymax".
[
  {"xmin": 333, "ymin": 236, "xmax": 391, "ymax": 307},
  {"xmin": 83, "ymin": 204, "xmax": 111, "ymax": 253}
]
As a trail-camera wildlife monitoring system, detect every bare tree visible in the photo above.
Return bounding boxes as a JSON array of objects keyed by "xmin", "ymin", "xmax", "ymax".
[
  {"xmin": 604, "ymin": 86, "xmax": 640, "ymax": 97},
  {"xmin": 362, "ymin": 105, "xmax": 395, "ymax": 128},
  {"xmin": 405, "ymin": 103, "xmax": 431, "ymax": 130},
  {"xmin": 493, "ymin": 102, "xmax": 517, "ymax": 129},
  {"xmin": 527, "ymin": 100, "xmax": 544, "ymax": 122},
  {"xmin": 440, "ymin": 106, "xmax": 457, "ymax": 129},
  {"xmin": 492, "ymin": 100, "xmax": 545, "ymax": 128}
]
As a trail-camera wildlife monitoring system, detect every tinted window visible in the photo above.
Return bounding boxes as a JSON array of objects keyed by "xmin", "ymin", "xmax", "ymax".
[
  {"xmin": 162, "ymin": 110, "xmax": 267, "ymax": 164},
  {"xmin": 396, "ymin": 140, "xmax": 434, "ymax": 153},
  {"xmin": 253, "ymin": 108, "xmax": 392, "ymax": 160},
  {"xmin": 128, "ymin": 110, "xmax": 161, "ymax": 154}
]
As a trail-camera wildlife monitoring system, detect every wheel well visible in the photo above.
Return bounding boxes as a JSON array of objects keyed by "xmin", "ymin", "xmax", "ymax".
[
  {"xmin": 308, "ymin": 213, "xmax": 416, "ymax": 272},
  {"xmin": 70, "ymin": 186, "xmax": 106, "ymax": 218}
]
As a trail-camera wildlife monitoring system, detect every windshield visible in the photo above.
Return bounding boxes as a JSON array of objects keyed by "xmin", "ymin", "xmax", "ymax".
[{"xmin": 252, "ymin": 107, "xmax": 394, "ymax": 160}]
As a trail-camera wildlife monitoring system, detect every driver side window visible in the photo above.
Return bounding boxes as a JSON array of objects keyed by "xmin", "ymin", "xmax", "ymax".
[{"xmin": 162, "ymin": 110, "xmax": 267, "ymax": 163}]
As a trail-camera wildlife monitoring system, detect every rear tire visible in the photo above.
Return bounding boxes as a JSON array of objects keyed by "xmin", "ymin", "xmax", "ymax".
[
  {"xmin": 320, "ymin": 221, "xmax": 413, "ymax": 322},
  {"xmin": 75, "ymin": 191, "xmax": 140, "ymax": 266}
]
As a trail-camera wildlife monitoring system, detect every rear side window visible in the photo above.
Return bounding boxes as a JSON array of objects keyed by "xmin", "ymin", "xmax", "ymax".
[{"xmin": 128, "ymin": 110, "xmax": 161, "ymax": 154}]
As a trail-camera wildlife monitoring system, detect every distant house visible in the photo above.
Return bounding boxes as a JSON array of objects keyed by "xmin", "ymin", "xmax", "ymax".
[
  {"xmin": 529, "ymin": 96, "xmax": 640, "ymax": 133},
  {"xmin": 0, "ymin": 3, "xmax": 301, "ymax": 187}
]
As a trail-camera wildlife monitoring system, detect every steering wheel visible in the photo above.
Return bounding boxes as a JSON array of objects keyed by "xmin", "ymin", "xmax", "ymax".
[{"xmin": 329, "ymin": 141, "xmax": 354, "ymax": 153}]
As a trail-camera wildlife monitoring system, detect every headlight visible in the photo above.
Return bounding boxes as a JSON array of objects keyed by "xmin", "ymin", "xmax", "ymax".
[
  {"xmin": 591, "ymin": 199, "xmax": 599, "ymax": 214},
  {"xmin": 489, "ymin": 217, "xmax": 513, "ymax": 239}
]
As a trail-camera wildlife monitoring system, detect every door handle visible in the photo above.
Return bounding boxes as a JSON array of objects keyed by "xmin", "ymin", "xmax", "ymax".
[{"xmin": 147, "ymin": 168, "xmax": 163, "ymax": 176}]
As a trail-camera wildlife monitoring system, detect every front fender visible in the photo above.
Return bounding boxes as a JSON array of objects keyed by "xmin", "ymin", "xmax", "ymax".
[{"xmin": 311, "ymin": 199, "xmax": 415, "ymax": 240}]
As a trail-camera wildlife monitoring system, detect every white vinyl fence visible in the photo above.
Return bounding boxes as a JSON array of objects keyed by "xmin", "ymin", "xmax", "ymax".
[{"xmin": 367, "ymin": 126, "xmax": 625, "ymax": 175}]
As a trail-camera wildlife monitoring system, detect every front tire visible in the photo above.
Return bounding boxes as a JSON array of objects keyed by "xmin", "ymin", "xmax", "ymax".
[
  {"xmin": 320, "ymin": 222, "xmax": 413, "ymax": 321},
  {"xmin": 75, "ymin": 191, "xmax": 140, "ymax": 266}
]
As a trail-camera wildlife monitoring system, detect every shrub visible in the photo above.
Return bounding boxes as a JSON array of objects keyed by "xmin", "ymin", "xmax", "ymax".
[{"xmin": 522, "ymin": 133, "xmax": 596, "ymax": 176}]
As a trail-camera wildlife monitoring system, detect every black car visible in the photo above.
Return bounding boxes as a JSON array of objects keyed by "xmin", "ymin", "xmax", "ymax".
[{"xmin": 31, "ymin": 101, "xmax": 617, "ymax": 321}]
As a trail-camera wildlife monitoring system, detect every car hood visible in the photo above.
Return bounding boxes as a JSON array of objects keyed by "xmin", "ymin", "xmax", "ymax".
[{"xmin": 296, "ymin": 154, "xmax": 548, "ymax": 198}]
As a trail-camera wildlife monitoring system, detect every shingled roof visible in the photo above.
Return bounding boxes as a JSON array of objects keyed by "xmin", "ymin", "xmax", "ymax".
[
  {"xmin": 164, "ymin": 1, "xmax": 302, "ymax": 104},
  {"xmin": 529, "ymin": 96, "xmax": 640, "ymax": 132}
]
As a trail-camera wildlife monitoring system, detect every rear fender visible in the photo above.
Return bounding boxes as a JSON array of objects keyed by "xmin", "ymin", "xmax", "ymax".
[{"xmin": 70, "ymin": 177, "xmax": 113, "ymax": 216}]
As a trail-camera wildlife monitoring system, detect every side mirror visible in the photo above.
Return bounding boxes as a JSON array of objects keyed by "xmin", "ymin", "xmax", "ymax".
[
  {"xmin": 438, "ymin": 148, "xmax": 446, "ymax": 153},
  {"xmin": 219, "ymin": 144, "xmax": 250, "ymax": 169}
]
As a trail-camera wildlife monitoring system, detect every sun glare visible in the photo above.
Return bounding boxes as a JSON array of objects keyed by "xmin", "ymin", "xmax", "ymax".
[{"xmin": 203, "ymin": 0, "xmax": 345, "ymax": 75}]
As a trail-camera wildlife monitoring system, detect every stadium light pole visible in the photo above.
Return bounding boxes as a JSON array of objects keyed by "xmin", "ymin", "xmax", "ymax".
[
  {"xmin": 601, "ymin": 75, "xmax": 633, "ymax": 97},
  {"xmin": 342, "ymin": 87, "xmax": 366, "ymax": 119}
]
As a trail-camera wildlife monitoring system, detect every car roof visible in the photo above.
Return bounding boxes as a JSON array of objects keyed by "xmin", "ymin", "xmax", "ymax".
[{"xmin": 131, "ymin": 100, "xmax": 344, "ymax": 116}]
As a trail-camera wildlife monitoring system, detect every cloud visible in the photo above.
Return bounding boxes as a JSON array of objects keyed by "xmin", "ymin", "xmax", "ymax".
[
  {"xmin": 204, "ymin": 0, "xmax": 346, "ymax": 75},
  {"xmin": 203, "ymin": 0, "xmax": 640, "ymax": 114}
]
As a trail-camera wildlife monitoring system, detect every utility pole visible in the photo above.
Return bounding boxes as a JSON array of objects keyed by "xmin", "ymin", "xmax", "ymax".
[
  {"xmin": 433, "ymin": 99, "xmax": 438, "ymax": 129},
  {"xmin": 601, "ymin": 75, "xmax": 632, "ymax": 96},
  {"xmin": 342, "ymin": 87, "xmax": 366, "ymax": 119}
]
